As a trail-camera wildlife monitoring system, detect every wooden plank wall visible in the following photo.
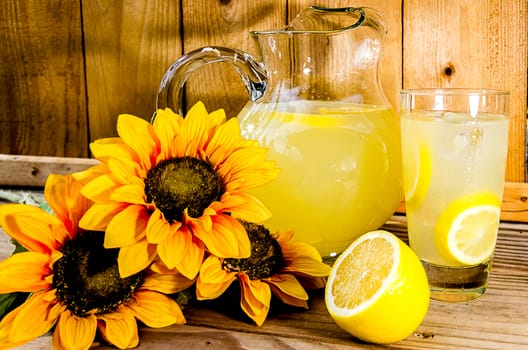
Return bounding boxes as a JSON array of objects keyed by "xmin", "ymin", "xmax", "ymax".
[{"xmin": 0, "ymin": 0, "xmax": 527, "ymax": 219}]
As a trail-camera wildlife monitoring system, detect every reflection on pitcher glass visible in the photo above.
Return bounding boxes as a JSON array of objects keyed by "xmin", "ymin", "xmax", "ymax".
[{"xmin": 156, "ymin": 6, "xmax": 403, "ymax": 260}]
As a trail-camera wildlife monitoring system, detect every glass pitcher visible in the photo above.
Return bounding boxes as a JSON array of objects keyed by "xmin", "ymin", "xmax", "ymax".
[{"xmin": 156, "ymin": 6, "xmax": 402, "ymax": 260}]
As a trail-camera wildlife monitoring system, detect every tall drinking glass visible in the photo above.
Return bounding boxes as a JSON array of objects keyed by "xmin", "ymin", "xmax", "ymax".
[{"xmin": 400, "ymin": 88, "xmax": 509, "ymax": 302}]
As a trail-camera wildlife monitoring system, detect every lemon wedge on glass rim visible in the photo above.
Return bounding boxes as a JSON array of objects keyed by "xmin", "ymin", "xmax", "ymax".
[
  {"xmin": 434, "ymin": 192, "xmax": 501, "ymax": 265},
  {"xmin": 325, "ymin": 230, "xmax": 430, "ymax": 344}
]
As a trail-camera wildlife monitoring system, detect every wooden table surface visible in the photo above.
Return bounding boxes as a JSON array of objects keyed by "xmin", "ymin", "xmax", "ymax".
[{"xmin": 1, "ymin": 209, "xmax": 526, "ymax": 350}]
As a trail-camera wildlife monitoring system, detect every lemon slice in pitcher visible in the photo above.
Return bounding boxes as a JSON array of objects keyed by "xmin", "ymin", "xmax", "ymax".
[
  {"xmin": 325, "ymin": 230, "xmax": 430, "ymax": 344},
  {"xmin": 434, "ymin": 192, "xmax": 501, "ymax": 265}
]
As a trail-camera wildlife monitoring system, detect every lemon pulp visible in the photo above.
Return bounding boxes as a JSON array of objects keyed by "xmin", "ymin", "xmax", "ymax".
[
  {"xmin": 325, "ymin": 230, "xmax": 430, "ymax": 344},
  {"xmin": 435, "ymin": 192, "xmax": 501, "ymax": 265}
]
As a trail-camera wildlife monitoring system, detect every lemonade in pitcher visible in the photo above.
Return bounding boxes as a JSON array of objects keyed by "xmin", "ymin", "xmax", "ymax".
[{"xmin": 238, "ymin": 100, "xmax": 402, "ymax": 258}]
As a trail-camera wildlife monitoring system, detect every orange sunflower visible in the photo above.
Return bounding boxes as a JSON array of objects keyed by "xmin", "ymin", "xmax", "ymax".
[
  {"xmin": 0, "ymin": 174, "xmax": 193, "ymax": 350},
  {"xmin": 75, "ymin": 102, "xmax": 279, "ymax": 280},
  {"xmin": 196, "ymin": 220, "xmax": 331, "ymax": 326}
]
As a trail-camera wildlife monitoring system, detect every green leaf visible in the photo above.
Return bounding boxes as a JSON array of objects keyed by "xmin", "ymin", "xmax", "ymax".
[{"xmin": 0, "ymin": 292, "xmax": 29, "ymax": 320}]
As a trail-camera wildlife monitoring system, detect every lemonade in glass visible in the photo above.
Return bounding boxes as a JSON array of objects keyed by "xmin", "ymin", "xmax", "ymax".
[{"xmin": 400, "ymin": 89, "xmax": 509, "ymax": 301}]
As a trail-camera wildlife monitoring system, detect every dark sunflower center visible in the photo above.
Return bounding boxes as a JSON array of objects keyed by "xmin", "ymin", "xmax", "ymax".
[
  {"xmin": 222, "ymin": 221, "xmax": 285, "ymax": 280},
  {"xmin": 144, "ymin": 156, "xmax": 224, "ymax": 222},
  {"xmin": 52, "ymin": 231, "xmax": 144, "ymax": 317}
]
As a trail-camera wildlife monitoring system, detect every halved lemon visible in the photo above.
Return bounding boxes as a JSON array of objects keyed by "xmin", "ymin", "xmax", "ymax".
[
  {"xmin": 402, "ymin": 139, "xmax": 432, "ymax": 209},
  {"xmin": 434, "ymin": 192, "xmax": 501, "ymax": 265},
  {"xmin": 325, "ymin": 230, "xmax": 430, "ymax": 344}
]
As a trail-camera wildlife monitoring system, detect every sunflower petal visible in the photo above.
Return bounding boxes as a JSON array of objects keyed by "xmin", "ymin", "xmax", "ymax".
[
  {"xmin": 117, "ymin": 239, "xmax": 157, "ymax": 278},
  {"xmin": 98, "ymin": 309, "xmax": 138, "ymax": 349},
  {"xmin": 267, "ymin": 278, "xmax": 309, "ymax": 309},
  {"xmin": 53, "ymin": 310, "xmax": 97, "ymax": 350},
  {"xmin": 110, "ymin": 184, "xmax": 146, "ymax": 205},
  {"xmin": 80, "ymin": 174, "xmax": 119, "ymax": 203},
  {"xmin": 196, "ymin": 256, "xmax": 236, "ymax": 300},
  {"xmin": 72, "ymin": 163, "xmax": 108, "ymax": 184},
  {"xmin": 175, "ymin": 236, "xmax": 204, "ymax": 280},
  {"xmin": 193, "ymin": 214, "xmax": 250, "ymax": 258},
  {"xmin": 107, "ymin": 158, "xmax": 146, "ymax": 186},
  {"xmin": 266, "ymin": 274, "xmax": 308, "ymax": 300},
  {"xmin": 117, "ymin": 114, "xmax": 159, "ymax": 170},
  {"xmin": 1, "ymin": 291, "xmax": 63, "ymax": 348},
  {"xmin": 238, "ymin": 274, "xmax": 271, "ymax": 327},
  {"xmin": 146, "ymin": 210, "xmax": 179, "ymax": 244},
  {"xmin": 216, "ymin": 192, "xmax": 272, "ymax": 222},
  {"xmin": 156, "ymin": 225, "xmax": 190, "ymax": 270},
  {"xmin": 141, "ymin": 271, "xmax": 194, "ymax": 294},
  {"xmin": 79, "ymin": 202, "xmax": 128, "ymax": 231},
  {"xmin": 280, "ymin": 256, "xmax": 332, "ymax": 277},
  {"xmin": 44, "ymin": 174, "xmax": 92, "ymax": 234},
  {"xmin": 153, "ymin": 108, "xmax": 182, "ymax": 160},
  {"xmin": 127, "ymin": 290, "xmax": 185, "ymax": 328},
  {"xmin": 0, "ymin": 204, "xmax": 66, "ymax": 253},
  {"xmin": 105, "ymin": 205, "xmax": 149, "ymax": 248},
  {"xmin": 0, "ymin": 252, "xmax": 51, "ymax": 293},
  {"xmin": 90, "ymin": 137, "xmax": 137, "ymax": 163}
]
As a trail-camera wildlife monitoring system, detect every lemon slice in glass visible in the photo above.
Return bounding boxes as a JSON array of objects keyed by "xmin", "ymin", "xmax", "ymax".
[
  {"xmin": 403, "ymin": 139, "xmax": 432, "ymax": 209},
  {"xmin": 325, "ymin": 230, "xmax": 430, "ymax": 344},
  {"xmin": 434, "ymin": 192, "xmax": 501, "ymax": 265}
]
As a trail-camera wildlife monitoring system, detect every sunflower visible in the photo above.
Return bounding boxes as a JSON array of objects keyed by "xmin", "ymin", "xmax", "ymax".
[
  {"xmin": 0, "ymin": 174, "xmax": 193, "ymax": 350},
  {"xmin": 75, "ymin": 102, "xmax": 279, "ymax": 280},
  {"xmin": 196, "ymin": 220, "xmax": 331, "ymax": 326}
]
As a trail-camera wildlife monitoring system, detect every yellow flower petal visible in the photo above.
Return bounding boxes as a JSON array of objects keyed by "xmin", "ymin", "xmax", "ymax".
[
  {"xmin": 79, "ymin": 202, "xmax": 128, "ymax": 231},
  {"xmin": 141, "ymin": 271, "xmax": 194, "ymax": 295},
  {"xmin": 72, "ymin": 163, "xmax": 108, "ymax": 185},
  {"xmin": 205, "ymin": 117, "xmax": 241, "ymax": 157},
  {"xmin": 0, "ymin": 252, "xmax": 51, "ymax": 293},
  {"xmin": 174, "ymin": 236, "xmax": 204, "ymax": 280},
  {"xmin": 117, "ymin": 239, "xmax": 157, "ymax": 278},
  {"xmin": 196, "ymin": 257, "xmax": 236, "ymax": 300},
  {"xmin": 0, "ymin": 204, "xmax": 66, "ymax": 253},
  {"xmin": 156, "ymin": 225, "xmax": 190, "ymax": 270},
  {"xmin": 153, "ymin": 108, "xmax": 182, "ymax": 160},
  {"xmin": 266, "ymin": 274, "xmax": 308, "ymax": 301},
  {"xmin": 97, "ymin": 309, "xmax": 138, "ymax": 349},
  {"xmin": 108, "ymin": 158, "xmax": 146, "ymax": 186},
  {"xmin": 127, "ymin": 290, "xmax": 185, "ymax": 328},
  {"xmin": 53, "ymin": 310, "xmax": 97, "ymax": 350},
  {"xmin": 80, "ymin": 174, "xmax": 119, "ymax": 203},
  {"xmin": 44, "ymin": 174, "xmax": 92, "ymax": 235},
  {"xmin": 105, "ymin": 205, "xmax": 149, "ymax": 248},
  {"xmin": 146, "ymin": 210, "xmax": 180, "ymax": 244},
  {"xmin": 110, "ymin": 183, "xmax": 146, "ymax": 205},
  {"xmin": 90, "ymin": 137, "xmax": 137, "ymax": 163},
  {"xmin": 215, "ymin": 192, "xmax": 272, "ymax": 223},
  {"xmin": 117, "ymin": 114, "xmax": 160, "ymax": 170},
  {"xmin": 1, "ymin": 291, "xmax": 63, "ymax": 348},
  {"xmin": 238, "ymin": 274, "xmax": 271, "ymax": 327},
  {"xmin": 193, "ymin": 214, "xmax": 250, "ymax": 258},
  {"xmin": 280, "ymin": 256, "xmax": 331, "ymax": 277}
]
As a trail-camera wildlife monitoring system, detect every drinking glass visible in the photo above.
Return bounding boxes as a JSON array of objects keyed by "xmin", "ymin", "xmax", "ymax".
[{"xmin": 400, "ymin": 88, "xmax": 509, "ymax": 302}]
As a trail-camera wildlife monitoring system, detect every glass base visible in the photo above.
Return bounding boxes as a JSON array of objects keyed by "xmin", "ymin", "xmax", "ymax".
[{"xmin": 422, "ymin": 258, "xmax": 492, "ymax": 302}]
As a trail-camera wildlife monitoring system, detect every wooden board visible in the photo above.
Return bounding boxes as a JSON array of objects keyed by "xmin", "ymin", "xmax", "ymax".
[
  {"xmin": 82, "ymin": 0, "xmax": 183, "ymax": 140},
  {"xmin": 0, "ymin": 0, "xmax": 88, "ymax": 157}
]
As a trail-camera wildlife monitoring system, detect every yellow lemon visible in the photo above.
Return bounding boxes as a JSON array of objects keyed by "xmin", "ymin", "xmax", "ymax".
[
  {"xmin": 325, "ymin": 230, "xmax": 430, "ymax": 344},
  {"xmin": 403, "ymin": 139, "xmax": 432, "ymax": 209},
  {"xmin": 434, "ymin": 192, "xmax": 501, "ymax": 265}
]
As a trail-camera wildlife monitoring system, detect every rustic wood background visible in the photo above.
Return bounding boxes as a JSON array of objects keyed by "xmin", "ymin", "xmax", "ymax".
[{"xmin": 1, "ymin": 0, "xmax": 527, "ymax": 219}]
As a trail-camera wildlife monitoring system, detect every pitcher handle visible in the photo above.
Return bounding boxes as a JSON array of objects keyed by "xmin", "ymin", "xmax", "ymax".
[{"xmin": 155, "ymin": 46, "xmax": 268, "ymax": 118}]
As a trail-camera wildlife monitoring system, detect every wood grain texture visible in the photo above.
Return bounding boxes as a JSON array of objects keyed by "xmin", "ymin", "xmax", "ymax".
[
  {"xmin": 402, "ymin": 0, "xmax": 528, "ymax": 182},
  {"xmin": 181, "ymin": 1, "xmax": 285, "ymax": 117},
  {"xmin": 0, "ymin": 0, "xmax": 88, "ymax": 157},
  {"xmin": 82, "ymin": 0, "xmax": 182, "ymax": 141},
  {"xmin": 2, "ymin": 217, "xmax": 526, "ymax": 349}
]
